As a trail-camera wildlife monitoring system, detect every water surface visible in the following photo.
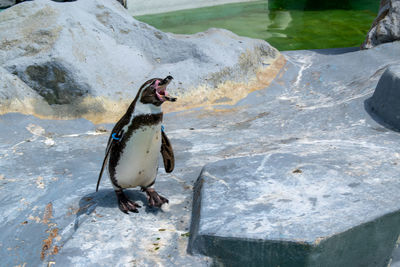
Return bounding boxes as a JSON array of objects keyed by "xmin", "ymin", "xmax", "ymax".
[{"xmin": 135, "ymin": 0, "xmax": 378, "ymax": 50}]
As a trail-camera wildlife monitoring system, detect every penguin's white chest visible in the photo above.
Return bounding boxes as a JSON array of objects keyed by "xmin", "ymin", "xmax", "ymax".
[{"xmin": 114, "ymin": 124, "xmax": 161, "ymax": 188}]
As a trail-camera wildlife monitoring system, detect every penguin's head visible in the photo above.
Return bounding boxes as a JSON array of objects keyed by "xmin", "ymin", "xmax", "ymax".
[{"xmin": 140, "ymin": 76, "xmax": 177, "ymax": 106}]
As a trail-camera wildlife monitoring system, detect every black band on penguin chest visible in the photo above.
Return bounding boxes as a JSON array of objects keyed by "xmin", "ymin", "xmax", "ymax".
[{"xmin": 108, "ymin": 113, "xmax": 163, "ymax": 186}]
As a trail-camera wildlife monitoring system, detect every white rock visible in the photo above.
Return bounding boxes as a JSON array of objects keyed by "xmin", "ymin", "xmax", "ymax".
[{"xmin": 0, "ymin": 0, "xmax": 280, "ymax": 122}]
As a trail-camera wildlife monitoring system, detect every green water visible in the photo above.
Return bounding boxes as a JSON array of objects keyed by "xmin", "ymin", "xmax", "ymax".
[{"xmin": 135, "ymin": 0, "xmax": 379, "ymax": 51}]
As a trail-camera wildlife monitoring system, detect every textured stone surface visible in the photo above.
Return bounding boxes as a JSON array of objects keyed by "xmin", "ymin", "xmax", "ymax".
[
  {"xmin": 1, "ymin": 43, "xmax": 400, "ymax": 266},
  {"xmin": 190, "ymin": 154, "xmax": 400, "ymax": 266},
  {"xmin": 0, "ymin": 0, "xmax": 280, "ymax": 122},
  {"xmin": 188, "ymin": 42, "xmax": 400, "ymax": 266},
  {"xmin": 366, "ymin": 64, "xmax": 400, "ymax": 130},
  {"xmin": 1, "ymin": 0, "xmax": 127, "ymax": 8},
  {"xmin": 0, "ymin": 66, "xmax": 50, "ymax": 115},
  {"xmin": 0, "ymin": 0, "xmax": 15, "ymax": 8},
  {"xmin": 362, "ymin": 0, "xmax": 400, "ymax": 49}
]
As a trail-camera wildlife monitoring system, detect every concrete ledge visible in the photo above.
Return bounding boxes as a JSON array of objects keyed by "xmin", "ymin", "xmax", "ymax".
[
  {"xmin": 189, "ymin": 154, "xmax": 400, "ymax": 266},
  {"xmin": 367, "ymin": 65, "xmax": 400, "ymax": 130},
  {"xmin": 127, "ymin": 0, "xmax": 259, "ymax": 16}
]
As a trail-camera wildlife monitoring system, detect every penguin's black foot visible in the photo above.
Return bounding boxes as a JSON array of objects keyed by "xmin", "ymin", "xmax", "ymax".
[
  {"xmin": 144, "ymin": 188, "xmax": 169, "ymax": 208},
  {"xmin": 115, "ymin": 190, "xmax": 141, "ymax": 214}
]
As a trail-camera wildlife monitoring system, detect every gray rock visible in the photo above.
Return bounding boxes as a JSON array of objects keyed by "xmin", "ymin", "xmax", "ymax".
[
  {"xmin": 1, "ymin": 42, "xmax": 400, "ymax": 266},
  {"xmin": 2, "ymin": 0, "xmax": 126, "ymax": 8},
  {"xmin": 0, "ymin": 0, "xmax": 279, "ymax": 121},
  {"xmin": 188, "ymin": 42, "xmax": 400, "ymax": 265},
  {"xmin": 189, "ymin": 154, "xmax": 400, "ymax": 266},
  {"xmin": 366, "ymin": 64, "xmax": 400, "ymax": 131},
  {"xmin": 0, "ymin": 112, "xmax": 211, "ymax": 267},
  {"xmin": 0, "ymin": 66, "xmax": 52, "ymax": 115},
  {"xmin": 362, "ymin": 0, "xmax": 400, "ymax": 49},
  {"xmin": 0, "ymin": 0, "xmax": 15, "ymax": 8}
]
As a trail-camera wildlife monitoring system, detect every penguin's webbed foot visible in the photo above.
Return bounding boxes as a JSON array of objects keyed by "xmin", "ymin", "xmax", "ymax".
[
  {"xmin": 115, "ymin": 190, "xmax": 141, "ymax": 214},
  {"xmin": 143, "ymin": 188, "xmax": 169, "ymax": 208}
]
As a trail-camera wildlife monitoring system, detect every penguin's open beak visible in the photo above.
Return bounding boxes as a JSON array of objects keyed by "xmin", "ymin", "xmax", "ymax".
[
  {"xmin": 155, "ymin": 76, "xmax": 177, "ymax": 102},
  {"xmin": 164, "ymin": 95, "xmax": 177, "ymax": 102}
]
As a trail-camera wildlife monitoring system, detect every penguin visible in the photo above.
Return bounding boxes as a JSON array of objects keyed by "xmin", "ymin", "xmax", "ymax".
[{"xmin": 96, "ymin": 76, "xmax": 176, "ymax": 213}]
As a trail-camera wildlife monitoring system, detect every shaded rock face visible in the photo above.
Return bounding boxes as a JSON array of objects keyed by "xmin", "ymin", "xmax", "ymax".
[
  {"xmin": 116, "ymin": 0, "xmax": 126, "ymax": 8},
  {"xmin": 0, "ymin": 66, "xmax": 40, "ymax": 102},
  {"xmin": 366, "ymin": 64, "xmax": 400, "ymax": 130},
  {"xmin": 0, "ymin": 0, "xmax": 15, "ymax": 8},
  {"xmin": 0, "ymin": 0, "xmax": 280, "ymax": 122},
  {"xmin": 362, "ymin": 0, "xmax": 400, "ymax": 49},
  {"xmin": 11, "ymin": 61, "xmax": 90, "ymax": 105},
  {"xmin": 0, "ymin": 66, "xmax": 52, "ymax": 115}
]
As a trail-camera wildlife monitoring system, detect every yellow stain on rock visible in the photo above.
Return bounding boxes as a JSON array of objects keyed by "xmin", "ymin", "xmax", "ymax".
[
  {"xmin": 163, "ymin": 54, "xmax": 286, "ymax": 114},
  {"xmin": 0, "ymin": 55, "xmax": 286, "ymax": 124}
]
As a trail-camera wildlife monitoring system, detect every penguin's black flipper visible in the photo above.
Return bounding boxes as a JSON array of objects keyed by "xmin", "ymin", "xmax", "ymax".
[
  {"xmin": 96, "ymin": 117, "xmax": 127, "ymax": 192},
  {"xmin": 96, "ymin": 142, "xmax": 113, "ymax": 192},
  {"xmin": 160, "ymin": 130, "xmax": 174, "ymax": 173}
]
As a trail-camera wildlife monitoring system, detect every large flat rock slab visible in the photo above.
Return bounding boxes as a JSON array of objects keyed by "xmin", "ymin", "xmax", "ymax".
[
  {"xmin": 186, "ymin": 42, "xmax": 400, "ymax": 266},
  {"xmin": 189, "ymin": 153, "xmax": 400, "ymax": 266}
]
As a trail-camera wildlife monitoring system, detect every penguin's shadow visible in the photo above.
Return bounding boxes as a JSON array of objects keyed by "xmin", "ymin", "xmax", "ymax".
[{"xmin": 76, "ymin": 189, "xmax": 164, "ymax": 228}]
